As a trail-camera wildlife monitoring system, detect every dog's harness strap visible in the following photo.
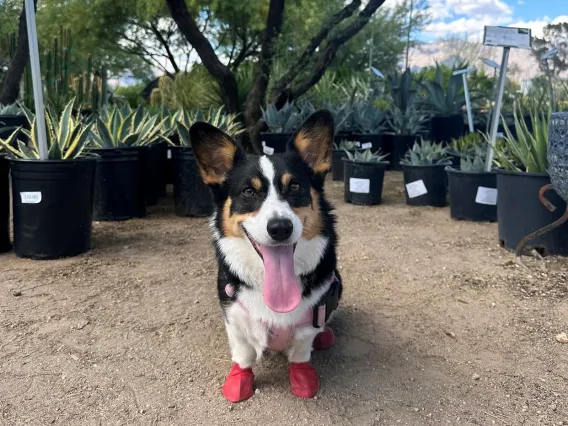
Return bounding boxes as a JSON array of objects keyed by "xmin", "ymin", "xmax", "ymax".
[{"xmin": 312, "ymin": 274, "xmax": 340, "ymax": 328}]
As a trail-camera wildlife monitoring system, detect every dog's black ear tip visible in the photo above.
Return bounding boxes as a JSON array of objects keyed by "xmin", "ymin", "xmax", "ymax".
[{"xmin": 309, "ymin": 109, "xmax": 334, "ymax": 124}]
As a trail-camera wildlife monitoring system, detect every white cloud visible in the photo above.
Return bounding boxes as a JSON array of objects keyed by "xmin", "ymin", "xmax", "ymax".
[
  {"xmin": 508, "ymin": 18, "xmax": 551, "ymax": 38},
  {"xmin": 446, "ymin": 0, "xmax": 512, "ymax": 17}
]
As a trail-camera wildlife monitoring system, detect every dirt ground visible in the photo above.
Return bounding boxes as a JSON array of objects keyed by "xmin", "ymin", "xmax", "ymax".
[{"xmin": 1, "ymin": 171, "xmax": 567, "ymax": 426}]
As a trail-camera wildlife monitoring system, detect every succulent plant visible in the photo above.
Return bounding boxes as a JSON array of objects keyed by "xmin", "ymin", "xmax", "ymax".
[
  {"xmin": 322, "ymin": 101, "xmax": 352, "ymax": 134},
  {"xmin": 343, "ymin": 148, "xmax": 389, "ymax": 163},
  {"xmin": 422, "ymin": 64, "xmax": 465, "ymax": 116},
  {"xmin": 89, "ymin": 104, "xmax": 163, "ymax": 148},
  {"xmin": 389, "ymin": 68, "xmax": 420, "ymax": 112},
  {"xmin": 387, "ymin": 105, "xmax": 425, "ymax": 135},
  {"xmin": 401, "ymin": 138, "xmax": 449, "ymax": 165},
  {"xmin": 261, "ymin": 101, "xmax": 303, "ymax": 133},
  {"xmin": 351, "ymin": 101, "xmax": 386, "ymax": 134},
  {"xmin": 191, "ymin": 106, "xmax": 245, "ymax": 137},
  {"xmin": 333, "ymin": 140, "xmax": 359, "ymax": 151},
  {"xmin": 0, "ymin": 99, "xmax": 92, "ymax": 160},
  {"xmin": 0, "ymin": 103, "xmax": 22, "ymax": 116},
  {"xmin": 450, "ymin": 131, "xmax": 484, "ymax": 156},
  {"xmin": 459, "ymin": 145, "xmax": 488, "ymax": 172}
]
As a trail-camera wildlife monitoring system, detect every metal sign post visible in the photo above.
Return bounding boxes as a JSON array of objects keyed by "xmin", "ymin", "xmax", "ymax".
[
  {"xmin": 453, "ymin": 67, "xmax": 476, "ymax": 133},
  {"xmin": 24, "ymin": 0, "xmax": 48, "ymax": 160},
  {"xmin": 480, "ymin": 57, "xmax": 500, "ymax": 133},
  {"xmin": 541, "ymin": 48, "xmax": 559, "ymax": 112},
  {"xmin": 482, "ymin": 26, "xmax": 532, "ymax": 172}
]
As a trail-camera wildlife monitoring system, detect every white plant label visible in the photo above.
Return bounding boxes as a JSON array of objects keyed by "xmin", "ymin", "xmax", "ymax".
[
  {"xmin": 167, "ymin": 149, "xmax": 172, "ymax": 159},
  {"xmin": 361, "ymin": 142, "xmax": 373, "ymax": 149},
  {"xmin": 20, "ymin": 192, "xmax": 42, "ymax": 204},
  {"xmin": 263, "ymin": 145, "xmax": 275, "ymax": 155},
  {"xmin": 405, "ymin": 180, "xmax": 428, "ymax": 198},
  {"xmin": 475, "ymin": 186, "xmax": 498, "ymax": 205},
  {"xmin": 349, "ymin": 178, "xmax": 370, "ymax": 194}
]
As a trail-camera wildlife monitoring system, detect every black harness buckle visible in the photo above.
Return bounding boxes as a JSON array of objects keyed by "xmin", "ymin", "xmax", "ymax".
[{"xmin": 312, "ymin": 275, "xmax": 340, "ymax": 328}]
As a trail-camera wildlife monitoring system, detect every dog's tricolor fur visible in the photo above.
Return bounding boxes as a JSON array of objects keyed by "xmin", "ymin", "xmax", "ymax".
[{"xmin": 190, "ymin": 109, "xmax": 342, "ymax": 399}]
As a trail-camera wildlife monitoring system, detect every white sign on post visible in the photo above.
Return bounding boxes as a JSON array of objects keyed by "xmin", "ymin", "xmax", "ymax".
[{"xmin": 483, "ymin": 26, "xmax": 532, "ymax": 49}]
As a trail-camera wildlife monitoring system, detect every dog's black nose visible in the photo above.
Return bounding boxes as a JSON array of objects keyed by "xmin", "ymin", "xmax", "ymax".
[{"xmin": 267, "ymin": 218, "xmax": 293, "ymax": 242}]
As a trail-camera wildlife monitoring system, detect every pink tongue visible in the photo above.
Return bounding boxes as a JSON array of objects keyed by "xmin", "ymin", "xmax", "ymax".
[{"xmin": 257, "ymin": 243, "xmax": 302, "ymax": 313}]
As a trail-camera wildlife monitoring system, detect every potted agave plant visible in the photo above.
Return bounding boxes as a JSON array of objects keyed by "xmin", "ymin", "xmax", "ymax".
[
  {"xmin": 446, "ymin": 144, "xmax": 497, "ymax": 222},
  {"xmin": 260, "ymin": 101, "xmax": 310, "ymax": 154},
  {"xmin": 323, "ymin": 101, "xmax": 353, "ymax": 144},
  {"xmin": 0, "ymin": 103, "xmax": 29, "ymax": 144},
  {"xmin": 343, "ymin": 148, "xmax": 389, "ymax": 206},
  {"xmin": 350, "ymin": 101, "xmax": 387, "ymax": 152},
  {"xmin": 89, "ymin": 104, "xmax": 163, "ymax": 220},
  {"xmin": 400, "ymin": 138, "xmax": 451, "ymax": 207},
  {"xmin": 447, "ymin": 132, "xmax": 483, "ymax": 169},
  {"xmin": 423, "ymin": 64, "xmax": 465, "ymax": 144},
  {"xmin": 0, "ymin": 99, "xmax": 96, "ymax": 259},
  {"xmin": 493, "ymin": 105, "xmax": 568, "ymax": 255},
  {"xmin": 171, "ymin": 106, "xmax": 245, "ymax": 217},
  {"xmin": 331, "ymin": 140, "xmax": 360, "ymax": 181}
]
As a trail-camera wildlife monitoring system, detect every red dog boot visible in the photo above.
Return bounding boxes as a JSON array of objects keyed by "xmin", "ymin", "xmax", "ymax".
[
  {"xmin": 289, "ymin": 362, "xmax": 320, "ymax": 398},
  {"xmin": 222, "ymin": 363, "xmax": 255, "ymax": 403},
  {"xmin": 313, "ymin": 327, "xmax": 335, "ymax": 350}
]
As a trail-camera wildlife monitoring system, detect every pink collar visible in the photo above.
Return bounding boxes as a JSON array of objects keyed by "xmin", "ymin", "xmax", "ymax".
[{"xmin": 224, "ymin": 284, "xmax": 326, "ymax": 352}]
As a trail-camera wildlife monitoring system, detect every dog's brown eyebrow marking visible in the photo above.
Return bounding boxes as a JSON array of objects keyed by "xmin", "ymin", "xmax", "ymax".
[
  {"xmin": 251, "ymin": 177, "xmax": 262, "ymax": 190},
  {"xmin": 281, "ymin": 172, "xmax": 293, "ymax": 187}
]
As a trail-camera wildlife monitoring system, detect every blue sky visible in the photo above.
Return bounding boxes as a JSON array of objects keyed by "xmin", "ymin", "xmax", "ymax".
[{"xmin": 403, "ymin": 0, "xmax": 568, "ymax": 41}]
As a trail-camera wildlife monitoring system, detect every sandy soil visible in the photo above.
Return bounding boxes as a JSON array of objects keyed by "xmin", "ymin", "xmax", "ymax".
[{"xmin": 1, "ymin": 172, "xmax": 567, "ymax": 426}]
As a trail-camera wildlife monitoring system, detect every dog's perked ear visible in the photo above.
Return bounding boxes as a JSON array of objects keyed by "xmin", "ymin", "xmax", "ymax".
[
  {"xmin": 190, "ymin": 122, "xmax": 245, "ymax": 185},
  {"xmin": 288, "ymin": 109, "xmax": 335, "ymax": 174}
]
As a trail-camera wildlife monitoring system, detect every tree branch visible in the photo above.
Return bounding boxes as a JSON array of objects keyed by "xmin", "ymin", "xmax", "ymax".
[
  {"xmin": 165, "ymin": 0, "xmax": 239, "ymax": 112},
  {"xmin": 149, "ymin": 18, "xmax": 180, "ymax": 73},
  {"xmin": 243, "ymin": 0, "xmax": 287, "ymax": 152},
  {"xmin": 269, "ymin": 0, "xmax": 362, "ymax": 102}
]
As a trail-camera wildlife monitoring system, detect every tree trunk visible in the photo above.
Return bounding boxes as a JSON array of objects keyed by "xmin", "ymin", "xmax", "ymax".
[
  {"xmin": 164, "ymin": 0, "xmax": 239, "ymax": 113},
  {"xmin": 243, "ymin": 0, "xmax": 286, "ymax": 153},
  {"xmin": 0, "ymin": 1, "xmax": 35, "ymax": 105}
]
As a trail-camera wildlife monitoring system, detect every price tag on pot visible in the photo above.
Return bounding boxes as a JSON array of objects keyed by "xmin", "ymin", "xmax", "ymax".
[
  {"xmin": 167, "ymin": 149, "xmax": 172, "ymax": 159},
  {"xmin": 349, "ymin": 178, "xmax": 370, "ymax": 194},
  {"xmin": 475, "ymin": 186, "xmax": 498, "ymax": 205},
  {"xmin": 361, "ymin": 142, "xmax": 373, "ymax": 149},
  {"xmin": 263, "ymin": 145, "xmax": 275, "ymax": 155},
  {"xmin": 405, "ymin": 180, "xmax": 428, "ymax": 198},
  {"xmin": 20, "ymin": 192, "xmax": 42, "ymax": 204}
]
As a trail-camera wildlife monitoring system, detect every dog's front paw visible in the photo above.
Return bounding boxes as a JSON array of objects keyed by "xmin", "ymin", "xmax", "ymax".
[
  {"xmin": 222, "ymin": 363, "xmax": 255, "ymax": 403},
  {"xmin": 289, "ymin": 362, "xmax": 320, "ymax": 398}
]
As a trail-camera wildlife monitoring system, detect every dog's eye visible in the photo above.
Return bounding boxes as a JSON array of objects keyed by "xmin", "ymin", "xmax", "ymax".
[
  {"xmin": 242, "ymin": 187, "xmax": 255, "ymax": 197},
  {"xmin": 290, "ymin": 182, "xmax": 301, "ymax": 192}
]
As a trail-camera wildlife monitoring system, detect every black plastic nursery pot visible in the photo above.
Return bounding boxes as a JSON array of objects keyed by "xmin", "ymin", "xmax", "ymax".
[
  {"xmin": 343, "ymin": 160, "xmax": 387, "ymax": 206},
  {"xmin": 447, "ymin": 168, "xmax": 497, "ymax": 222},
  {"xmin": 429, "ymin": 114, "xmax": 464, "ymax": 145},
  {"xmin": 389, "ymin": 134, "xmax": 418, "ymax": 171},
  {"xmin": 401, "ymin": 162, "xmax": 451, "ymax": 207},
  {"xmin": 9, "ymin": 157, "xmax": 96, "ymax": 259},
  {"xmin": 496, "ymin": 169, "xmax": 568, "ymax": 256},
  {"xmin": 143, "ymin": 142, "xmax": 167, "ymax": 205},
  {"xmin": 351, "ymin": 133, "xmax": 382, "ymax": 151},
  {"xmin": 260, "ymin": 132, "xmax": 292, "ymax": 155},
  {"xmin": 92, "ymin": 147, "xmax": 146, "ymax": 221},
  {"xmin": 331, "ymin": 150, "xmax": 347, "ymax": 181},
  {"xmin": 0, "ymin": 155, "xmax": 11, "ymax": 253},
  {"xmin": 172, "ymin": 147, "xmax": 214, "ymax": 217}
]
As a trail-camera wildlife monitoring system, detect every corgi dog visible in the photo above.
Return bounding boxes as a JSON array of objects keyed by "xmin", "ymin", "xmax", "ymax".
[{"xmin": 190, "ymin": 110, "xmax": 342, "ymax": 402}]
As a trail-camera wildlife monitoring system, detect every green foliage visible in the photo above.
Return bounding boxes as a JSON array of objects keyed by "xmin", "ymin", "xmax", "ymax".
[
  {"xmin": 343, "ymin": 148, "xmax": 389, "ymax": 163},
  {"xmin": 387, "ymin": 105, "xmax": 424, "ymax": 135},
  {"xmin": 0, "ymin": 99, "xmax": 92, "ymax": 160},
  {"xmin": 192, "ymin": 106, "xmax": 245, "ymax": 137},
  {"xmin": 459, "ymin": 145, "xmax": 487, "ymax": 172},
  {"xmin": 113, "ymin": 84, "xmax": 145, "ymax": 108},
  {"xmin": 388, "ymin": 68, "xmax": 420, "ymax": 112},
  {"xmin": 333, "ymin": 140, "xmax": 359, "ymax": 151},
  {"xmin": 401, "ymin": 138, "xmax": 448, "ymax": 165},
  {"xmin": 262, "ymin": 101, "xmax": 312, "ymax": 133},
  {"xmin": 450, "ymin": 132, "xmax": 484, "ymax": 155},
  {"xmin": 491, "ymin": 104, "xmax": 550, "ymax": 173},
  {"xmin": 0, "ymin": 103, "xmax": 22, "ymax": 115},
  {"xmin": 89, "ymin": 104, "xmax": 163, "ymax": 148},
  {"xmin": 422, "ymin": 63, "xmax": 465, "ymax": 116},
  {"xmin": 351, "ymin": 101, "xmax": 386, "ymax": 134}
]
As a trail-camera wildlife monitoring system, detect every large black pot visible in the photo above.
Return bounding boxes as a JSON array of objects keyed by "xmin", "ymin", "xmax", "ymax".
[
  {"xmin": 351, "ymin": 133, "xmax": 382, "ymax": 151},
  {"xmin": 260, "ymin": 133, "xmax": 292, "ymax": 155},
  {"xmin": 388, "ymin": 134, "xmax": 417, "ymax": 171},
  {"xmin": 497, "ymin": 169, "xmax": 568, "ymax": 256},
  {"xmin": 447, "ymin": 167, "xmax": 497, "ymax": 222},
  {"xmin": 143, "ymin": 142, "xmax": 167, "ymax": 205},
  {"xmin": 401, "ymin": 162, "xmax": 452, "ymax": 207},
  {"xmin": 331, "ymin": 150, "xmax": 347, "ymax": 181},
  {"xmin": 1, "ymin": 155, "xmax": 11, "ymax": 252},
  {"xmin": 445, "ymin": 149, "xmax": 463, "ymax": 169},
  {"xmin": 9, "ymin": 157, "xmax": 96, "ymax": 259},
  {"xmin": 172, "ymin": 147, "xmax": 213, "ymax": 217},
  {"xmin": 0, "ymin": 115, "xmax": 29, "ymax": 145},
  {"xmin": 430, "ymin": 114, "xmax": 464, "ymax": 145},
  {"xmin": 343, "ymin": 160, "xmax": 388, "ymax": 206},
  {"xmin": 92, "ymin": 147, "xmax": 146, "ymax": 221}
]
